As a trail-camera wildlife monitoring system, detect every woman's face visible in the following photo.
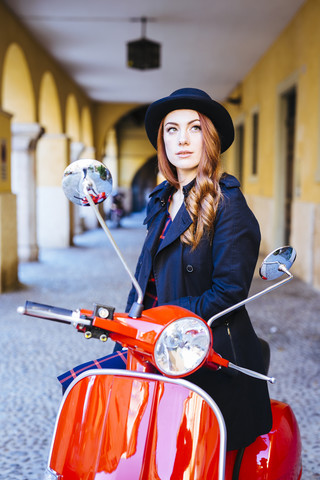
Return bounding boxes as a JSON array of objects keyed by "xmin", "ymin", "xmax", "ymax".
[{"xmin": 163, "ymin": 109, "xmax": 204, "ymax": 185}]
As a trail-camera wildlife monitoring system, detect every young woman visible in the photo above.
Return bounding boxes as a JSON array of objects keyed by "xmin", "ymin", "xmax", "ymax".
[
  {"xmin": 59, "ymin": 87, "xmax": 272, "ymax": 452},
  {"xmin": 125, "ymin": 88, "xmax": 272, "ymax": 451}
]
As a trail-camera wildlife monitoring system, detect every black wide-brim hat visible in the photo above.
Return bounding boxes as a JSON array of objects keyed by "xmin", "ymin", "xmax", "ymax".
[{"xmin": 145, "ymin": 87, "xmax": 234, "ymax": 153}]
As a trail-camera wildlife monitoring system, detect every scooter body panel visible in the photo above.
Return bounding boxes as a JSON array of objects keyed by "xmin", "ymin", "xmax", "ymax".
[
  {"xmin": 48, "ymin": 372, "xmax": 302, "ymax": 480},
  {"xmin": 48, "ymin": 370, "xmax": 227, "ymax": 480},
  {"xmin": 235, "ymin": 399, "xmax": 302, "ymax": 480}
]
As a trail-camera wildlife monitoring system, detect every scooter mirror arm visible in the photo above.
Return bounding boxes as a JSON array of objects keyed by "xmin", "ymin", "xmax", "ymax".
[
  {"xmin": 228, "ymin": 361, "xmax": 276, "ymax": 384},
  {"xmin": 83, "ymin": 182, "xmax": 144, "ymax": 318},
  {"xmin": 207, "ymin": 349, "xmax": 276, "ymax": 384},
  {"xmin": 207, "ymin": 264, "xmax": 293, "ymax": 328}
]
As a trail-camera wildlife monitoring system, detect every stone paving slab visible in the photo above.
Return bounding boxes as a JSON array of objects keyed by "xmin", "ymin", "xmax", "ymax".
[{"xmin": 0, "ymin": 216, "xmax": 319, "ymax": 479}]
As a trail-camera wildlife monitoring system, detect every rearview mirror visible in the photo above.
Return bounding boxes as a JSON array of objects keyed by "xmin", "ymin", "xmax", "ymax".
[
  {"xmin": 259, "ymin": 246, "xmax": 296, "ymax": 281},
  {"xmin": 208, "ymin": 245, "xmax": 297, "ymax": 327},
  {"xmin": 62, "ymin": 159, "xmax": 112, "ymax": 206},
  {"xmin": 61, "ymin": 159, "xmax": 144, "ymax": 318}
]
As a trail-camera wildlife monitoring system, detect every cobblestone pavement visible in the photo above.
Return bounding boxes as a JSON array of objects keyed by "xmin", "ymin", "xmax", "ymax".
[{"xmin": 0, "ymin": 213, "xmax": 319, "ymax": 479}]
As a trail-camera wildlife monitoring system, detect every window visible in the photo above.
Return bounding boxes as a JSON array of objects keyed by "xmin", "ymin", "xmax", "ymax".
[
  {"xmin": 235, "ymin": 124, "xmax": 244, "ymax": 185},
  {"xmin": 252, "ymin": 111, "xmax": 259, "ymax": 176}
]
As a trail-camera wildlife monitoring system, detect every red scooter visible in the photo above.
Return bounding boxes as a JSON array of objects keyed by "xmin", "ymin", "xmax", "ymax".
[{"xmin": 18, "ymin": 160, "xmax": 302, "ymax": 480}]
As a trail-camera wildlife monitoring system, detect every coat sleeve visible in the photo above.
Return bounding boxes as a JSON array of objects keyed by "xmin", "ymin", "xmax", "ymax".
[
  {"xmin": 125, "ymin": 256, "xmax": 143, "ymax": 312},
  {"xmin": 166, "ymin": 186, "xmax": 261, "ymax": 322}
]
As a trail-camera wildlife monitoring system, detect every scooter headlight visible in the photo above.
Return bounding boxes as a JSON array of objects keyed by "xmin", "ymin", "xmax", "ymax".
[{"xmin": 154, "ymin": 317, "xmax": 211, "ymax": 376}]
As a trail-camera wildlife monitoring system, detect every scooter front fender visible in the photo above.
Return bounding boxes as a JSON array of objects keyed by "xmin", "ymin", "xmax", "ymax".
[
  {"xmin": 236, "ymin": 399, "xmax": 302, "ymax": 479},
  {"xmin": 47, "ymin": 370, "xmax": 227, "ymax": 480}
]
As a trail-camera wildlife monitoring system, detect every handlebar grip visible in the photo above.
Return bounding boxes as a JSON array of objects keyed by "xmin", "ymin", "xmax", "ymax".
[{"xmin": 18, "ymin": 301, "xmax": 77, "ymax": 325}]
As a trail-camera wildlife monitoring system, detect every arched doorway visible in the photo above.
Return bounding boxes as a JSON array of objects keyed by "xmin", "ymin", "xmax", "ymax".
[
  {"xmin": 131, "ymin": 155, "xmax": 158, "ymax": 212},
  {"xmin": 37, "ymin": 71, "xmax": 70, "ymax": 247},
  {"xmin": 275, "ymin": 83, "xmax": 297, "ymax": 248},
  {"xmin": 110, "ymin": 105, "xmax": 156, "ymax": 213},
  {"xmin": 283, "ymin": 87, "xmax": 296, "ymax": 245}
]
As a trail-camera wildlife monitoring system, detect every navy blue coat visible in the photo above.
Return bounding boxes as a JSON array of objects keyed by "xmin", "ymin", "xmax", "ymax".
[{"xmin": 126, "ymin": 174, "xmax": 272, "ymax": 451}]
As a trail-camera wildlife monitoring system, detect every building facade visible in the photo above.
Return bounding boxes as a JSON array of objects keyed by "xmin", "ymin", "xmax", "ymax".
[{"xmin": 0, "ymin": 0, "xmax": 319, "ymax": 291}]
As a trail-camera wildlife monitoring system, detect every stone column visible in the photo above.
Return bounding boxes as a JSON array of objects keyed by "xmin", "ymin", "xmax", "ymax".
[
  {"xmin": 78, "ymin": 145, "xmax": 99, "ymax": 231},
  {"xmin": 11, "ymin": 123, "xmax": 44, "ymax": 262},
  {"xmin": 101, "ymin": 129, "xmax": 118, "ymax": 220},
  {"xmin": 80, "ymin": 145, "xmax": 96, "ymax": 160},
  {"xmin": 36, "ymin": 134, "xmax": 72, "ymax": 248},
  {"xmin": 70, "ymin": 141, "xmax": 85, "ymax": 163},
  {"xmin": 70, "ymin": 141, "xmax": 85, "ymax": 236}
]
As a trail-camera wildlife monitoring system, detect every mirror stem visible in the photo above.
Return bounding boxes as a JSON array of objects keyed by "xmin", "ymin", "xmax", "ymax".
[
  {"xmin": 207, "ymin": 265, "xmax": 293, "ymax": 327},
  {"xmin": 83, "ymin": 182, "xmax": 144, "ymax": 318},
  {"xmin": 228, "ymin": 362, "xmax": 276, "ymax": 384}
]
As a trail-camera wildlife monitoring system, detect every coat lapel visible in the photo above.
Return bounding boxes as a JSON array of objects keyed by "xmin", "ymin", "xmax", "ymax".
[
  {"xmin": 143, "ymin": 202, "xmax": 169, "ymax": 260},
  {"xmin": 143, "ymin": 201, "xmax": 163, "ymax": 225},
  {"xmin": 143, "ymin": 181, "xmax": 172, "ymax": 226},
  {"xmin": 157, "ymin": 204, "xmax": 192, "ymax": 254},
  {"xmin": 142, "ymin": 180, "xmax": 192, "ymax": 257}
]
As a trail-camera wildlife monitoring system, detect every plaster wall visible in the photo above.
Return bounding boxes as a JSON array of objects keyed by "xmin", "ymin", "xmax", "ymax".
[
  {"xmin": 0, "ymin": 192, "xmax": 18, "ymax": 291},
  {"xmin": 118, "ymin": 124, "xmax": 156, "ymax": 188},
  {"xmin": 0, "ymin": 2, "xmax": 92, "ymax": 129},
  {"xmin": 93, "ymin": 102, "xmax": 139, "ymax": 160},
  {"xmin": 223, "ymin": 0, "xmax": 320, "ymax": 288},
  {"xmin": 0, "ymin": 109, "xmax": 17, "ymax": 291}
]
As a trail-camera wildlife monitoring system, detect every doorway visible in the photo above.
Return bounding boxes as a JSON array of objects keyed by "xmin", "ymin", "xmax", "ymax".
[
  {"xmin": 234, "ymin": 123, "xmax": 244, "ymax": 185},
  {"xmin": 283, "ymin": 88, "xmax": 296, "ymax": 245},
  {"xmin": 131, "ymin": 155, "xmax": 158, "ymax": 212}
]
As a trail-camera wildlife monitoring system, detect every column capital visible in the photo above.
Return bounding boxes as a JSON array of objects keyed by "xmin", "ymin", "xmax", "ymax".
[
  {"xmin": 11, "ymin": 122, "xmax": 44, "ymax": 151},
  {"xmin": 70, "ymin": 141, "xmax": 85, "ymax": 162}
]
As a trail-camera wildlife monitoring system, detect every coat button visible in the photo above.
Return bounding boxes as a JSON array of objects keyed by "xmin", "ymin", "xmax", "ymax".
[{"xmin": 186, "ymin": 264, "xmax": 194, "ymax": 273}]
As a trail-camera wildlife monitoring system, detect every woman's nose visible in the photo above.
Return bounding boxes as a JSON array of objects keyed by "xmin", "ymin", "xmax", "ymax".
[{"xmin": 178, "ymin": 130, "xmax": 189, "ymax": 145}]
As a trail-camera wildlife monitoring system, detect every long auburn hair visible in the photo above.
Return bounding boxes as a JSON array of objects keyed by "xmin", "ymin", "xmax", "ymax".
[{"xmin": 157, "ymin": 112, "xmax": 223, "ymax": 249}]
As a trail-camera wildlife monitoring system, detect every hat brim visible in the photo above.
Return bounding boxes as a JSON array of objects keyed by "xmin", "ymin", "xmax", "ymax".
[{"xmin": 145, "ymin": 94, "xmax": 234, "ymax": 153}]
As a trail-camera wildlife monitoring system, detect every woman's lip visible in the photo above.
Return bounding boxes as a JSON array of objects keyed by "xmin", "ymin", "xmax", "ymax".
[{"xmin": 176, "ymin": 151, "xmax": 193, "ymax": 155}]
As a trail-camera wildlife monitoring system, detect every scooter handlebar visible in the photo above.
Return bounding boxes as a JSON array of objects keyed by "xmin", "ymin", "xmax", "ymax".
[{"xmin": 17, "ymin": 301, "xmax": 91, "ymax": 326}]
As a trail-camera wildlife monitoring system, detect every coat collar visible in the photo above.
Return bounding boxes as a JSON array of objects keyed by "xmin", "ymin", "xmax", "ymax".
[
  {"xmin": 143, "ymin": 178, "xmax": 195, "ymax": 226},
  {"xmin": 182, "ymin": 178, "xmax": 195, "ymax": 197},
  {"xmin": 220, "ymin": 173, "xmax": 240, "ymax": 188},
  {"xmin": 143, "ymin": 181, "xmax": 173, "ymax": 225},
  {"xmin": 148, "ymin": 177, "xmax": 196, "ymax": 201},
  {"xmin": 143, "ymin": 173, "xmax": 240, "ymax": 226},
  {"xmin": 142, "ymin": 180, "xmax": 193, "ymax": 252}
]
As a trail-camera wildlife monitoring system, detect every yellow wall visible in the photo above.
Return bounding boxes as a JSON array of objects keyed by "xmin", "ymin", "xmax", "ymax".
[
  {"xmin": 118, "ymin": 123, "xmax": 156, "ymax": 188},
  {"xmin": 223, "ymin": 0, "xmax": 320, "ymax": 287},
  {"xmin": 0, "ymin": 1, "xmax": 94, "ymax": 141},
  {"xmin": 224, "ymin": 0, "xmax": 320, "ymax": 203},
  {"xmin": 93, "ymin": 102, "xmax": 139, "ymax": 160},
  {"xmin": 2, "ymin": 43, "xmax": 36, "ymax": 122},
  {"xmin": 0, "ymin": 0, "xmax": 319, "ymax": 289},
  {"xmin": 0, "ymin": 2, "xmax": 96, "ymax": 276},
  {"xmin": 0, "ymin": 109, "xmax": 17, "ymax": 291},
  {"xmin": 39, "ymin": 72, "xmax": 63, "ymax": 134},
  {"xmin": 0, "ymin": 109, "xmax": 12, "ymax": 193}
]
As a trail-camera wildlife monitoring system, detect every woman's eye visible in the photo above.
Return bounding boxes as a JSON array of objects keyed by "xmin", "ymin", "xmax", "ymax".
[
  {"xmin": 167, "ymin": 127, "xmax": 177, "ymax": 133},
  {"xmin": 191, "ymin": 125, "xmax": 201, "ymax": 131}
]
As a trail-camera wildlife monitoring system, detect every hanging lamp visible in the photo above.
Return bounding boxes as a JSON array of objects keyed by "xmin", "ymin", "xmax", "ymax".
[{"xmin": 127, "ymin": 17, "xmax": 161, "ymax": 70}]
